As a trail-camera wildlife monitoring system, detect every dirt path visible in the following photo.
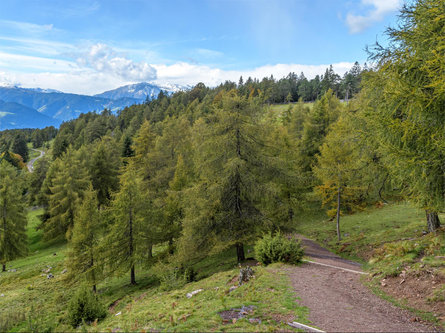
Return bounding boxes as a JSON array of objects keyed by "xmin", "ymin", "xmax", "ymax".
[
  {"xmin": 27, "ymin": 149, "xmax": 45, "ymax": 172},
  {"xmin": 287, "ymin": 235, "xmax": 437, "ymax": 332}
]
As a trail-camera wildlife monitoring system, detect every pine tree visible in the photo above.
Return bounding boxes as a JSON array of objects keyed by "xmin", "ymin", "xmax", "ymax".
[
  {"xmin": 0, "ymin": 161, "xmax": 27, "ymax": 271},
  {"xmin": 66, "ymin": 185, "xmax": 102, "ymax": 292}
]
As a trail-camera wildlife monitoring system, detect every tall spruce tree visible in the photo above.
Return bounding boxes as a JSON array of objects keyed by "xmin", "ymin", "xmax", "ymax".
[{"xmin": 0, "ymin": 161, "xmax": 27, "ymax": 271}]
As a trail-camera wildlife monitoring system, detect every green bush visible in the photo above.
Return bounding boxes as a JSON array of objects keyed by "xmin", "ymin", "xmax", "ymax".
[
  {"xmin": 67, "ymin": 285, "xmax": 106, "ymax": 328},
  {"xmin": 254, "ymin": 233, "xmax": 304, "ymax": 265}
]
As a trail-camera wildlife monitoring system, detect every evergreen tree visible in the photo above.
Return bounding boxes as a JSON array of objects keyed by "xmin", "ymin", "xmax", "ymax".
[
  {"xmin": 0, "ymin": 161, "xmax": 27, "ymax": 271},
  {"xmin": 11, "ymin": 134, "xmax": 29, "ymax": 162},
  {"xmin": 67, "ymin": 185, "xmax": 102, "ymax": 292},
  {"xmin": 300, "ymin": 89, "xmax": 343, "ymax": 173}
]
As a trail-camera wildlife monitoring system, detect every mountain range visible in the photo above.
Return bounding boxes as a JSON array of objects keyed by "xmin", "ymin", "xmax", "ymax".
[{"xmin": 0, "ymin": 82, "xmax": 188, "ymax": 130}]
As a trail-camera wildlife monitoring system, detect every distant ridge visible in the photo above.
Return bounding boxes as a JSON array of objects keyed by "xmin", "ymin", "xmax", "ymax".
[
  {"xmin": 94, "ymin": 82, "xmax": 190, "ymax": 101},
  {"xmin": 0, "ymin": 81, "xmax": 188, "ymax": 130}
]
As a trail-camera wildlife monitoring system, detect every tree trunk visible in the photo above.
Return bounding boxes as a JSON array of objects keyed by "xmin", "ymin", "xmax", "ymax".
[
  {"xmin": 148, "ymin": 243, "xmax": 153, "ymax": 258},
  {"xmin": 2, "ymin": 263, "xmax": 5, "ymax": 272},
  {"xmin": 92, "ymin": 284, "xmax": 97, "ymax": 293},
  {"xmin": 130, "ymin": 265, "xmax": 136, "ymax": 285},
  {"xmin": 336, "ymin": 186, "xmax": 341, "ymax": 241},
  {"xmin": 426, "ymin": 211, "xmax": 441, "ymax": 233},
  {"xmin": 236, "ymin": 243, "xmax": 245, "ymax": 263},
  {"xmin": 168, "ymin": 238, "xmax": 174, "ymax": 254},
  {"xmin": 378, "ymin": 173, "xmax": 389, "ymax": 204},
  {"xmin": 129, "ymin": 207, "xmax": 136, "ymax": 285}
]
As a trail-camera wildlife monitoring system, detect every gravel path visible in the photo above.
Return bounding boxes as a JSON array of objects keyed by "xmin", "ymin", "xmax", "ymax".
[
  {"xmin": 27, "ymin": 149, "xmax": 45, "ymax": 172},
  {"xmin": 287, "ymin": 235, "xmax": 437, "ymax": 332}
]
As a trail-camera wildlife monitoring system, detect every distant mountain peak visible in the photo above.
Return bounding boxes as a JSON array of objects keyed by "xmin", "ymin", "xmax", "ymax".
[{"xmin": 94, "ymin": 81, "xmax": 190, "ymax": 101}]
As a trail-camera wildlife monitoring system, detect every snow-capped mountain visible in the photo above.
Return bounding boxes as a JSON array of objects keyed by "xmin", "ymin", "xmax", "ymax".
[
  {"xmin": 94, "ymin": 82, "xmax": 190, "ymax": 101},
  {"xmin": 0, "ymin": 81, "xmax": 190, "ymax": 130}
]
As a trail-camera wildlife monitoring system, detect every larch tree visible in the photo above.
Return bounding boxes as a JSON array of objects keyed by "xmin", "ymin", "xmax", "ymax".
[
  {"xmin": 180, "ymin": 91, "xmax": 278, "ymax": 263},
  {"xmin": 0, "ymin": 161, "xmax": 27, "ymax": 271},
  {"xmin": 88, "ymin": 137, "xmax": 120, "ymax": 208},
  {"xmin": 66, "ymin": 185, "xmax": 102, "ymax": 292},
  {"xmin": 364, "ymin": 0, "xmax": 444, "ymax": 232},
  {"xmin": 104, "ymin": 166, "xmax": 148, "ymax": 285},
  {"xmin": 313, "ymin": 115, "xmax": 365, "ymax": 241},
  {"xmin": 43, "ymin": 148, "xmax": 89, "ymax": 240}
]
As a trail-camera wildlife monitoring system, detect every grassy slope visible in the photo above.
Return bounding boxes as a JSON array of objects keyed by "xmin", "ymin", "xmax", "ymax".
[{"xmin": 0, "ymin": 209, "xmax": 308, "ymax": 332}]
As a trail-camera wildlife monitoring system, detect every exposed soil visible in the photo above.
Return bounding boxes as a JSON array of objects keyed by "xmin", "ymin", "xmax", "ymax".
[
  {"xmin": 381, "ymin": 268, "xmax": 445, "ymax": 326},
  {"xmin": 286, "ymin": 235, "xmax": 439, "ymax": 332}
]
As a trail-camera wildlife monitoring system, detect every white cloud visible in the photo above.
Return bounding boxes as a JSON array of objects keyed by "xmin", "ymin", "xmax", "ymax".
[
  {"xmin": 346, "ymin": 0, "xmax": 402, "ymax": 34},
  {"xmin": 153, "ymin": 62, "xmax": 355, "ymax": 88},
  {"xmin": 76, "ymin": 43, "xmax": 157, "ymax": 82},
  {"xmin": 0, "ymin": 19, "xmax": 57, "ymax": 36}
]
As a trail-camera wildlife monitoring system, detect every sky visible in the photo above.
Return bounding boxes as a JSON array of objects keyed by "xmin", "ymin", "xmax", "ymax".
[{"xmin": 0, "ymin": 0, "xmax": 403, "ymax": 95}]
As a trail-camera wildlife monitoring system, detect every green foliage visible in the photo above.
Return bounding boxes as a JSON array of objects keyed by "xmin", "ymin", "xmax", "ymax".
[
  {"xmin": 254, "ymin": 233, "xmax": 304, "ymax": 265},
  {"xmin": 0, "ymin": 160, "xmax": 27, "ymax": 269},
  {"xmin": 104, "ymin": 166, "xmax": 149, "ymax": 285},
  {"xmin": 11, "ymin": 134, "xmax": 29, "ymax": 162},
  {"xmin": 66, "ymin": 185, "xmax": 103, "ymax": 289},
  {"xmin": 363, "ymin": 0, "xmax": 445, "ymax": 230},
  {"xmin": 67, "ymin": 285, "xmax": 106, "ymax": 328},
  {"xmin": 43, "ymin": 148, "xmax": 89, "ymax": 240}
]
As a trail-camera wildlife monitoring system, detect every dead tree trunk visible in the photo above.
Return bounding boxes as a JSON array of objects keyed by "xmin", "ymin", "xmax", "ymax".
[{"xmin": 336, "ymin": 186, "xmax": 341, "ymax": 241}]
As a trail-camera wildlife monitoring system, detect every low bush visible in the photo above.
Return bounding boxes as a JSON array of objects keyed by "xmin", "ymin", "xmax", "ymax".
[
  {"xmin": 67, "ymin": 285, "xmax": 106, "ymax": 328},
  {"xmin": 254, "ymin": 233, "xmax": 304, "ymax": 265}
]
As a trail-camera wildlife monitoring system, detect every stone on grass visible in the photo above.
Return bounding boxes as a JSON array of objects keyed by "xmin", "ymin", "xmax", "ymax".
[{"xmin": 186, "ymin": 289, "xmax": 203, "ymax": 298}]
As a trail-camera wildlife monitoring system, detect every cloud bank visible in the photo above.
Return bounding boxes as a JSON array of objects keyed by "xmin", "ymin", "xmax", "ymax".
[{"xmin": 346, "ymin": 0, "xmax": 402, "ymax": 34}]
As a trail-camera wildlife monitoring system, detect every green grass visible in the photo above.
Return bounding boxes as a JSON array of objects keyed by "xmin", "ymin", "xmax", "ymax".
[
  {"xmin": 296, "ymin": 202, "xmax": 433, "ymax": 263},
  {"xmin": 0, "ymin": 210, "xmax": 308, "ymax": 332}
]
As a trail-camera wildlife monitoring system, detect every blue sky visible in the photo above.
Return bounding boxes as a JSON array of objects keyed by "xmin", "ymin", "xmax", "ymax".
[{"xmin": 0, "ymin": 0, "xmax": 402, "ymax": 95}]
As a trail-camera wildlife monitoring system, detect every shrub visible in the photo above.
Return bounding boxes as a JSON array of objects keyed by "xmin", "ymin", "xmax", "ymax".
[
  {"xmin": 67, "ymin": 285, "xmax": 106, "ymax": 328},
  {"xmin": 254, "ymin": 233, "xmax": 304, "ymax": 265}
]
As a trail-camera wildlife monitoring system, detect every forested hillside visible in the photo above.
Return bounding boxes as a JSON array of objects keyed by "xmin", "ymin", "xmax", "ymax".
[{"xmin": 0, "ymin": 0, "xmax": 443, "ymax": 331}]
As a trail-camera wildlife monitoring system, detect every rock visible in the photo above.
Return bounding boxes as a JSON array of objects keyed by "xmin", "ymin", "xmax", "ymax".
[
  {"xmin": 249, "ymin": 318, "xmax": 262, "ymax": 324},
  {"xmin": 186, "ymin": 289, "xmax": 203, "ymax": 298},
  {"xmin": 399, "ymin": 279, "xmax": 405, "ymax": 284},
  {"xmin": 8, "ymin": 269, "xmax": 16, "ymax": 272},
  {"xmin": 228, "ymin": 286, "xmax": 238, "ymax": 293},
  {"xmin": 43, "ymin": 268, "xmax": 51, "ymax": 273},
  {"xmin": 238, "ymin": 266, "xmax": 254, "ymax": 286},
  {"xmin": 61, "ymin": 268, "xmax": 67, "ymax": 274},
  {"xmin": 0, "ymin": 294, "xmax": 4, "ymax": 297},
  {"xmin": 47, "ymin": 273, "xmax": 54, "ymax": 279},
  {"xmin": 115, "ymin": 311, "xmax": 121, "ymax": 316}
]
